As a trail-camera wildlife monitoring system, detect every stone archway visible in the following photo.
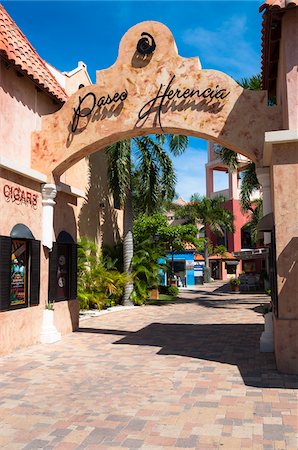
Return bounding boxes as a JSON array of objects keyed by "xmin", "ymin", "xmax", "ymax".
[
  {"xmin": 33, "ymin": 21, "xmax": 298, "ymax": 374},
  {"xmin": 32, "ymin": 21, "xmax": 280, "ymax": 179}
]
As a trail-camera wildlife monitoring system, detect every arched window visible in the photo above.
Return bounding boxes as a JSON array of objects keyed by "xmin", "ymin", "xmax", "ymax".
[
  {"xmin": 48, "ymin": 231, "xmax": 77, "ymax": 302},
  {"xmin": 0, "ymin": 224, "xmax": 40, "ymax": 311}
]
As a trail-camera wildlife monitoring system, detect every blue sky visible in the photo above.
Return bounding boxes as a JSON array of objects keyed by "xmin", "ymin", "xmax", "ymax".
[{"xmin": 3, "ymin": 1, "xmax": 263, "ymax": 200}]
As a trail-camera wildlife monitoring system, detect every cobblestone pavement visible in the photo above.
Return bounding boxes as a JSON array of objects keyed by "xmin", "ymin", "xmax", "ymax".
[{"xmin": 0, "ymin": 282, "xmax": 297, "ymax": 449}]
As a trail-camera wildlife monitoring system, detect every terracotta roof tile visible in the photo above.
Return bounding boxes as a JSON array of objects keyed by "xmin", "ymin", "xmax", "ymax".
[
  {"xmin": 209, "ymin": 252, "xmax": 236, "ymax": 260},
  {"xmin": 0, "ymin": 4, "xmax": 67, "ymax": 102},
  {"xmin": 260, "ymin": 0, "xmax": 298, "ymax": 12},
  {"xmin": 184, "ymin": 242, "xmax": 196, "ymax": 250},
  {"xmin": 194, "ymin": 254, "xmax": 204, "ymax": 261}
]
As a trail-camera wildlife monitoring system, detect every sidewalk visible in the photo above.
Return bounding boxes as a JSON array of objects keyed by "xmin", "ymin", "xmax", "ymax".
[{"xmin": 0, "ymin": 286, "xmax": 297, "ymax": 449}]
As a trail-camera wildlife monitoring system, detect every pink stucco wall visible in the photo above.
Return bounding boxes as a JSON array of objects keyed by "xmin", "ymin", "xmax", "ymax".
[
  {"xmin": 0, "ymin": 59, "xmax": 59, "ymax": 166},
  {"xmin": 0, "ymin": 59, "xmax": 81, "ymax": 355}
]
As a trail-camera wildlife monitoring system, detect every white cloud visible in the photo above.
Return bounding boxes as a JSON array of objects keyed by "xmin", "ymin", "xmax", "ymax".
[{"xmin": 182, "ymin": 15, "xmax": 260, "ymax": 79}]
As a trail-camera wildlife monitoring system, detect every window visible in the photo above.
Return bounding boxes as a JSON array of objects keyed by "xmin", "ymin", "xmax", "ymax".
[
  {"xmin": 226, "ymin": 263, "xmax": 237, "ymax": 275},
  {"xmin": 10, "ymin": 240, "xmax": 28, "ymax": 307},
  {"xmin": 0, "ymin": 224, "xmax": 40, "ymax": 311},
  {"xmin": 48, "ymin": 231, "xmax": 77, "ymax": 302}
]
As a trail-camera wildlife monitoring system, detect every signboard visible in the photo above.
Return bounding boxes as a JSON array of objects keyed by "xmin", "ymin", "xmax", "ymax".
[
  {"xmin": 3, "ymin": 184, "xmax": 38, "ymax": 209},
  {"xmin": 185, "ymin": 259, "xmax": 194, "ymax": 270}
]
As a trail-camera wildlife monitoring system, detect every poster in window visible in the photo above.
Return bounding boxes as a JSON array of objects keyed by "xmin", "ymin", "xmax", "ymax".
[
  {"xmin": 10, "ymin": 240, "xmax": 27, "ymax": 305},
  {"xmin": 56, "ymin": 245, "xmax": 69, "ymax": 299}
]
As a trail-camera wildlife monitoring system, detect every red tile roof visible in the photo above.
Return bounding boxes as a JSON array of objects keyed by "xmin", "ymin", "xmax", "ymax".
[
  {"xmin": 0, "ymin": 4, "xmax": 67, "ymax": 102},
  {"xmin": 194, "ymin": 254, "xmax": 204, "ymax": 261},
  {"xmin": 260, "ymin": 0, "xmax": 298, "ymax": 12},
  {"xmin": 209, "ymin": 252, "xmax": 236, "ymax": 260},
  {"xmin": 184, "ymin": 242, "xmax": 196, "ymax": 251}
]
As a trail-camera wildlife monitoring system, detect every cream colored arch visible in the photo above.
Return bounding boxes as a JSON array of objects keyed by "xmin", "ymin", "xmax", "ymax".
[{"xmin": 32, "ymin": 21, "xmax": 281, "ymax": 179}]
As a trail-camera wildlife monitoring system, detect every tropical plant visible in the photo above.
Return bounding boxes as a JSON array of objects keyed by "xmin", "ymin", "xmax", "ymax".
[
  {"xmin": 175, "ymin": 194, "xmax": 234, "ymax": 282},
  {"xmin": 167, "ymin": 285, "xmax": 179, "ymax": 297},
  {"xmin": 230, "ymin": 277, "xmax": 241, "ymax": 286},
  {"xmin": 130, "ymin": 238, "xmax": 165, "ymax": 305},
  {"xmin": 215, "ymin": 74, "xmax": 262, "ymax": 213},
  {"xmin": 214, "ymin": 145, "xmax": 239, "ymax": 173},
  {"xmin": 239, "ymin": 163, "xmax": 261, "ymax": 211},
  {"xmin": 238, "ymin": 74, "xmax": 261, "ymax": 90},
  {"xmin": 133, "ymin": 212, "xmax": 203, "ymax": 252},
  {"xmin": 244, "ymin": 198, "xmax": 263, "ymax": 244},
  {"xmin": 77, "ymin": 237, "xmax": 129, "ymax": 310},
  {"xmin": 106, "ymin": 135, "xmax": 188, "ymax": 305},
  {"xmin": 213, "ymin": 245, "xmax": 228, "ymax": 257}
]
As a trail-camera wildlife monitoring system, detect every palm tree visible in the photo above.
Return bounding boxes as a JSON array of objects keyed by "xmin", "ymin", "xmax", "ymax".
[
  {"xmin": 215, "ymin": 74, "xmax": 262, "ymax": 212},
  {"xmin": 106, "ymin": 135, "xmax": 188, "ymax": 304},
  {"xmin": 176, "ymin": 194, "xmax": 234, "ymax": 282},
  {"xmin": 244, "ymin": 199, "xmax": 263, "ymax": 244}
]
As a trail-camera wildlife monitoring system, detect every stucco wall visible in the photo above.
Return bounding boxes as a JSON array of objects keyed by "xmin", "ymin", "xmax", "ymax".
[{"xmin": 0, "ymin": 58, "xmax": 59, "ymax": 167}]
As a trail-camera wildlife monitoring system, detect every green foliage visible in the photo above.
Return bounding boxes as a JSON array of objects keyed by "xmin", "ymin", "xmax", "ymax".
[
  {"xmin": 176, "ymin": 194, "xmax": 234, "ymax": 235},
  {"xmin": 230, "ymin": 277, "xmax": 241, "ymax": 286},
  {"xmin": 214, "ymin": 145, "xmax": 239, "ymax": 172},
  {"xmin": 130, "ymin": 238, "xmax": 165, "ymax": 305},
  {"xmin": 244, "ymin": 198, "xmax": 263, "ymax": 243},
  {"xmin": 239, "ymin": 163, "xmax": 261, "ymax": 212},
  {"xmin": 158, "ymin": 285, "xmax": 179, "ymax": 297},
  {"xmin": 237, "ymin": 74, "xmax": 261, "ymax": 90},
  {"xmin": 106, "ymin": 135, "xmax": 189, "ymax": 216},
  {"xmin": 77, "ymin": 237, "xmax": 129, "ymax": 310},
  {"xmin": 167, "ymin": 286, "xmax": 179, "ymax": 297},
  {"xmin": 45, "ymin": 301, "xmax": 55, "ymax": 311},
  {"xmin": 133, "ymin": 212, "xmax": 204, "ymax": 252},
  {"xmin": 213, "ymin": 245, "xmax": 227, "ymax": 257}
]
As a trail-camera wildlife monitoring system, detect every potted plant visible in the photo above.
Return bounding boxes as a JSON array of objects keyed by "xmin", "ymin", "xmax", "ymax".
[
  {"xmin": 40, "ymin": 301, "xmax": 61, "ymax": 344},
  {"xmin": 230, "ymin": 277, "xmax": 241, "ymax": 292}
]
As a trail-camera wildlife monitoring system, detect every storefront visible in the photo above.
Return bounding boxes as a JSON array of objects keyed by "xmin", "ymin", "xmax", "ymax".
[{"xmin": 0, "ymin": 5, "xmax": 117, "ymax": 354}]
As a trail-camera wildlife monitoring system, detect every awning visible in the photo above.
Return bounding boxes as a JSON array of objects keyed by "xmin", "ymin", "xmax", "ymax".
[
  {"xmin": 225, "ymin": 261, "xmax": 239, "ymax": 266},
  {"xmin": 10, "ymin": 224, "xmax": 35, "ymax": 240},
  {"xmin": 258, "ymin": 213, "xmax": 274, "ymax": 232}
]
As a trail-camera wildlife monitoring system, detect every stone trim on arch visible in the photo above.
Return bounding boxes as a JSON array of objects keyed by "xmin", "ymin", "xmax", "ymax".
[{"xmin": 32, "ymin": 21, "xmax": 281, "ymax": 179}]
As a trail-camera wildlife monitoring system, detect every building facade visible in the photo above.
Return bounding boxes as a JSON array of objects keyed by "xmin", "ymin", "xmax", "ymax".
[
  {"xmin": 0, "ymin": 5, "xmax": 122, "ymax": 355},
  {"xmin": 205, "ymin": 143, "xmax": 267, "ymax": 280}
]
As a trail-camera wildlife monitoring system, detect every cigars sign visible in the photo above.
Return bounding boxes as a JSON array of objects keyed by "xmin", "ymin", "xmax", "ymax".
[
  {"xmin": 70, "ymin": 74, "xmax": 230, "ymax": 133},
  {"xmin": 2, "ymin": 184, "xmax": 38, "ymax": 209}
]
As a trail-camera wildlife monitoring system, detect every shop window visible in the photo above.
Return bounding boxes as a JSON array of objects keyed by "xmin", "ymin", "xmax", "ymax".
[
  {"xmin": 225, "ymin": 263, "xmax": 237, "ymax": 275},
  {"xmin": 48, "ymin": 231, "xmax": 77, "ymax": 302},
  {"xmin": 0, "ymin": 224, "xmax": 40, "ymax": 311}
]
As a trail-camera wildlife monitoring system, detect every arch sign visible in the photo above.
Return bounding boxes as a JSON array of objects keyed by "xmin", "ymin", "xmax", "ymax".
[{"xmin": 32, "ymin": 21, "xmax": 280, "ymax": 178}]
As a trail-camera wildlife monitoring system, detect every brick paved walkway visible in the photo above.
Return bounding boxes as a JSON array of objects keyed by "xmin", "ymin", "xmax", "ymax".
[{"xmin": 0, "ymin": 283, "xmax": 297, "ymax": 449}]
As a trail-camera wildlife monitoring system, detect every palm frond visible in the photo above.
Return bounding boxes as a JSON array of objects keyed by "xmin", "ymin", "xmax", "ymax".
[
  {"xmin": 240, "ymin": 162, "xmax": 260, "ymax": 211},
  {"xmin": 214, "ymin": 145, "xmax": 239, "ymax": 172},
  {"xmin": 237, "ymin": 74, "xmax": 261, "ymax": 90}
]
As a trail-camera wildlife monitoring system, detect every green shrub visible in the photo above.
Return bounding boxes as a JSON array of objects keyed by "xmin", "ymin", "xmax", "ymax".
[
  {"xmin": 230, "ymin": 277, "xmax": 241, "ymax": 286},
  {"xmin": 158, "ymin": 285, "xmax": 169, "ymax": 294},
  {"xmin": 168, "ymin": 286, "xmax": 179, "ymax": 297},
  {"xmin": 77, "ymin": 237, "xmax": 129, "ymax": 310}
]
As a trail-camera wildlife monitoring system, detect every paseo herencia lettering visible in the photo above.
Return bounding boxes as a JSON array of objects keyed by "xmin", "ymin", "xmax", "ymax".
[
  {"xmin": 71, "ymin": 90, "xmax": 128, "ymax": 133},
  {"xmin": 137, "ymin": 74, "xmax": 230, "ymax": 129}
]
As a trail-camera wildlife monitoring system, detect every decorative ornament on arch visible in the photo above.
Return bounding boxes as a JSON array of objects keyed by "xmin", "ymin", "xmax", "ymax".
[{"xmin": 32, "ymin": 21, "xmax": 281, "ymax": 180}]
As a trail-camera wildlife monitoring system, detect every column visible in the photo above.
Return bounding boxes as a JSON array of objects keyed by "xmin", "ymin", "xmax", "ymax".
[
  {"xmin": 41, "ymin": 184, "xmax": 57, "ymax": 250},
  {"xmin": 206, "ymin": 167, "xmax": 214, "ymax": 197},
  {"xmin": 271, "ymin": 142, "xmax": 298, "ymax": 374},
  {"xmin": 256, "ymin": 167, "xmax": 272, "ymax": 245}
]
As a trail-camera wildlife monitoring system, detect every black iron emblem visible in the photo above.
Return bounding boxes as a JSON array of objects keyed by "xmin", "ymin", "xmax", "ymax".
[{"xmin": 136, "ymin": 32, "xmax": 156, "ymax": 55}]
